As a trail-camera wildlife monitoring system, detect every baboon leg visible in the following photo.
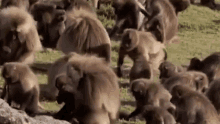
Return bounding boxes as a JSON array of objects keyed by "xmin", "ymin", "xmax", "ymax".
[
  {"xmin": 20, "ymin": 92, "xmax": 33, "ymax": 111},
  {"xmin": 117, "ymin": 46, "xmax": 127, "ymax": 77},
  {"xmin": 1, "ymin": 83, "xmax": 7, "ymax": 99},
  {"xmin": 18, "ymin": 52, "xmax": 35, "ymax": 65},
  {"xmin": 54, "ymin": 104, "xmax": 74, "ymax": 120},
  {"xmin": 127, "ymin": 108, "xmax": 142, "ymax": 120},
  {"xmin": 109, "ymin": 19, "xmax": 126, "ymax": 38}
]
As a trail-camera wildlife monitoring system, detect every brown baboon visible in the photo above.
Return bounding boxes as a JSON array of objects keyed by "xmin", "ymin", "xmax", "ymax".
[
  {"xmin": 30, "ymin": 2, "xmax": 66, "ymax": 48},
  {"xmin": 205, "ymin": 79, "xmax": 220, "ymax": 114},
  {"xmin": 188, "ymin": 52, "xmax": 220, "ymax": 83},
  {"xmin": 1, "ymin": 0, "xmax": 29, "ymax": 10},
  {"xmin": 56, "ymin": 9, "xmax": 111, "ymax": 63},
  {"xmin": 163, "ymin": 71, "xmax": 209, "ymax": 93},
  {"xmin": 159, "ymin": 61, "xmax": 184, "ymax": 83},
  {"xmin": 169, "ymin": 0, "xmax": 190, "ymax": 15},
  {"xmin": 110, "ymin": 0, "xmax": 150, "ymax": 37},
  {"xmin": 171, "ymin": 85, "xmax": 220, "ymax": 124},
  {"xmin": 201, "ymin": 0, "xmax": 216, "ymax": 9},
  {"xmin": 127, "ymin": 78, "xmax": 175, "ymax": 121},
  {"xmin": 1, "ymin": 62, "xmax": 40, "ymax": 117},
  {"xmin": 54, "ymin": 53, "xmax": 120, "ymax": 124},
  {"xmin": 141, "ymin": 0, "xmax": 178, "ymax": 44},
  {"xmin": 140, "ymin": 105, "xmax": 177, "ymax": 124},
  {"xmin": 0, "ymin": 7, "xmax": 42, "ymax": 65},
  {"xmin": 117, "ymin": 29, "xmax": 166, "ymax": 78},
  {"xmin": 41, "ymin": 53, "xmax": 75, "ymax": 101}
]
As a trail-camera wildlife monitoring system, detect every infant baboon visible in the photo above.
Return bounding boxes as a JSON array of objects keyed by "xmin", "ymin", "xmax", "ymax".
[
  {"xmin": 140, "ymin": 105, "xmax": 177, "ymax": 124},
  {"xmin": 142, "ymin": 0, "xmax": 178, "ymax": 44},
  {"xmin": 30, "ymin": 2, "xmax": 66, "ymax": 48},
  {"xmin": 1, "ymin": 62, "xmax": 40, "ymax": 117},
  {"xmin": 117, "ymin": 29, "xmax": 166, "ymax": 78},
  {"xmin": 127, "ymin": 78, "xmax": 175, "ymax": 120},
  {"xmin": 163, "ymin": 71, "xmax": 209, "ymax": 93},
  {"xmin": 171, "ymin": 85, "xmax": 220, "ymax": 124},
  {"xmin": 54, "ymin": 53, "xmax": 120, "ymax": 124},
  {"xmin": 40, "ymin": 53, "xmax": 75, "ymax": 101},
  {"xmin": 205, "ymin": 79, "xmax": 220, "ymax": 114},
  {"xmin": 0, "ymin": 7, "xmax": 42, "ymax": 65},
  {"xmin": 188, "ymin": 52, "xmax": 220, "ymax": 82},
  {"xmin": 1, "ymin": 0, "xmax": 30, "ymax": 10},
  {"xmin": 57, "ymin": 9, "xmax": 111, "ymax": 63}
]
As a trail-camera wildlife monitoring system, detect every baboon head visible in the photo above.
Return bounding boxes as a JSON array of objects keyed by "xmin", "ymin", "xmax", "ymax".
[
  {"xmin": 188, "ymin": 57, "xmax": 202, "ymax": 71},
  {"xmin": 2, "ymin": 62, "xmax": 20, "ymax": 84},
  {"xmin": 191, "ymin": 72, "xmax": 209, "ymax": 93},
  {"xmin": 121, "ymin": 29, "xmax": 139, "ymax": 51},
  {"xmin": 159, "ymin": 61, "xmax": 178, "ymax": 79}
]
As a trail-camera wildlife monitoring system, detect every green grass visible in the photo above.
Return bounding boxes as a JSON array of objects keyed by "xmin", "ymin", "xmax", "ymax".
[{"xmin": 2, "ymin": 3, "xmax": 220, "ymax": 124}]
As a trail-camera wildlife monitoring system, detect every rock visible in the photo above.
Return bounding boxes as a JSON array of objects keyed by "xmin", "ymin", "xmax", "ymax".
[{"xmin": 0, "ymin": 99, "xmax": 70, "ymax": 124}]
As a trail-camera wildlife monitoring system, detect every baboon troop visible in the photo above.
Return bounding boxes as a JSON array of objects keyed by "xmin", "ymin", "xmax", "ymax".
[{"xmin": 0, "ymin": 0, "xmax": 219, "ymax": 124}]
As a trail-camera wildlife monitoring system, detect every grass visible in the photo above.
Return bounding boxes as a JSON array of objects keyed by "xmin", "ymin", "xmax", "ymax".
[{"xmin": 2, "ymin": 2, "xmax": 220, "ymax": 124}]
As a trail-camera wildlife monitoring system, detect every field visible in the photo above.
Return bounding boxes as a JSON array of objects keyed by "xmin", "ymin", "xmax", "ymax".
[{"xmin": 1, "ymin": 1, "xmax": 220, "ymax": 124}]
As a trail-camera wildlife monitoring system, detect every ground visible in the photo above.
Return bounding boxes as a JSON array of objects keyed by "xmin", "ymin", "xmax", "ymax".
[{"xmin": 1, "ymin": 1, "xmax": 220, "ymax": 124}]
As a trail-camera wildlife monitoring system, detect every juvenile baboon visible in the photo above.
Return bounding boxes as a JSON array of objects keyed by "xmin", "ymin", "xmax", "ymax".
[
  {"xmin": 142, "ymin": 0, "xmax": 178, "ymax": 44},
  {"xmin": 188, "ymin": 52, "xmax": 220, "ymax": 82},
  {"xmin": 171, "ymin": 85, "xmax": 220, "ymax": 124},
  {"xmin": 205, "ymin": 79, "xmax": 220, "ymax": 114},
  {"xmin": 117, "ymin": 29, "xmax": 166, "ymax": 78},
  {"xmin": 110, "ymin": 0, "xmax": 150, "ymax": 37},
  {"xmin": 0, "ymin": 7, "xmax": 42, "ymax": 65},
  {"xmin": 127, "ymin": 78, "xmax": 175, "ymax": 120},
  {"xmin": 30, "ymin": 3, "xmax": 66, "ymax": 48},
  {"xmin": 1, "ymin": 62, "xmax": 40, "ymax": 117},
  {"xmin": 40, "ymin": 52, "xmax": 75, "ymax": 101},
  {"xmin": 1, "ymin": 0, "xmax": 29, "ymax": 10},
  {"xmin": 57, "ymin": 9, "xmax": 111, "ymax": 63},
  {"xmin": 169, "ymin": 0, "xmax": 190, "ymax": 15},
  {"xmin": 54, "ymin": 53, "xmax": 120, "ymax": 123},
  {"xmin": 163, "ymin": 71, "xmax": 209, "ymax": 93},
  {"xmin": 159, "ymin": 61, "xmax": 184, "ymax": 82},
  {"xmin": 140, "ymin": 105, "xmax": 177, "ymax": 124}
]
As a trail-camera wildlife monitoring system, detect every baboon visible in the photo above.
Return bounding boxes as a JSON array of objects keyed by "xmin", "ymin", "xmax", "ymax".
[
  {"xmin": 40, "ymin": 53, "xmax": 75, "ymax": 101},
  {"xmin": 140, "ymin": 105, "xmax": 177, "ymax": 124},
  {"xmin": 109, "ymin": 0, "xmax": 150, "ymax": 37},
  {"xmin": 54, "ymin": 53, "xmax": 120, "ymax": 123},
  {"xmin": 201, "ymin": 0, "xmax": 216, "ymax": 9},
  {"xmin": 87, "ymin": 0, "xmax": 112, "ymax": 9},
  {"xmin": 56, "ymin": 9, "xmax": 111, "ymax": 63},
  {"xmin": 159, "ymin": 61, "xmax": 184, "ymax": 82},
  {"xmin": 127, "ymin": 78, "xmax": 175, "ymax": 120},
  {"xmin": 1, "ymin": 62, "xmax": 40, "ymax": 117},
  {"xmin": 30, "ymin": 2, "xmax": 66, "ymax": 48},
  {"xmin": 171, "ymin": 85, "xmax": 220, "ymax": 124},
  {"xmin": 1, "ymin": 0, "xmax": 29, "ymax": 10},
  {"xmin": 117, "ymin": 29, "xmax": 166, "ymax": 78},
  {"xmin": 205, "ymin": 79, "xmax": 220, "ymax": 114},
  {"xmin": 163, "ymin": 71, "xmax": 209, "ymax": 93},
  {"xmin": 0, "ymin": 7, "xmax": 42, "ymax": 65},
  {"xmin": 141, "ymin": 0, "xmax": 178, "ymax": 44},
  {"xmin": 188, "ymin": 52, "xmax": 220, "ymax": 82},
  {"xmin": 169, "ymin": 0, "xmax": 190, "ymax": 15}
]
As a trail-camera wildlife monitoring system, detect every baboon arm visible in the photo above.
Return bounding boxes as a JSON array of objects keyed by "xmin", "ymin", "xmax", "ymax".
[
  {"xmin": 109, "ymin": 19, "xmax": 126, "ymax": 38},
  {"xmin": 18, "ymin": 52, "xmax": 35, "ymax": 65},
  {"xmin": 1, "ymin": 83, "xmax": 7, "ymax": 99},
  {"xmin": 139, "ymin": 8, "xmax": 150, "ymax": 18},
  {"xmin": 20, "ymin": 93, "xmax": 33, "ymax": 111},
  {"xmin": 117, "ymin": 47, "xmax": 126, "ymax": 77},
  {"xmin": 127, "ymin": 108, "xmax": 141, "ymax": 120},
  {"xmin": 54, "ymin": 104, "xmax": 74, "ymax": 120}
]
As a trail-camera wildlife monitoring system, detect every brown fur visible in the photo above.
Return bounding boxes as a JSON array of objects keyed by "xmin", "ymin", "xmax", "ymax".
[
  {"xmin": 117, "ymin": 29, "xmax": 166, "ymax": 79},
  {"xmin": 163, "ymin": 71, "xmax": 209, "ymax": 93},
  {"xmin": 57, "ymin": 9, "xmax": 111, "ymax": 63},
  {"xmin": 1, "ymin": 62, "xmax": 40, "ymax": 117},
  {"xmin": 141, "ymin": 0, "xmax": 178, "ymax": 44},
  {"xmin": 171, "ymin": 85, "xmax": 220, "ymax": 124},
  {"xmin": 169, "ymin": 0, "xmax": 190, "ymax": 15},
  {"xmin": 1, "ymin": 0, "xmax": 29, "ymax": 10},
  {"xmin": 54, "ymin": 52, "xmax": 120, "ymax": 123},
  {"xmin": 127, "ymin": 78, "xmax": 175, "ymax": 120},
  {"xmin": 0, "ymin": 7, "xmax": 42, "ymax": 65}
]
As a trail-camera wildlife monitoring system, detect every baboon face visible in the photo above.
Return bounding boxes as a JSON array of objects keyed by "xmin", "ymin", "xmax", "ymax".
[
  {"xmin": 159, "ymin": 61, "xmax": 176, "ymax": 79},
  {"xmin": 2, "ymin": 63, "xmax": 19, "ymax": 83},
  {"xmin": 170, "ymin": 85, "xmax": 185, "ymax": 105},
  {"xmin": 188, "ymin": 57, "xmax": 202, "ymax": 71},
  {"xmin": 193, "ymin": 73, "xmax": 209, "ymax": 92},
  {"xmin": 0, "ymin": 30, "xmax": 25, "ymax": 60}
]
